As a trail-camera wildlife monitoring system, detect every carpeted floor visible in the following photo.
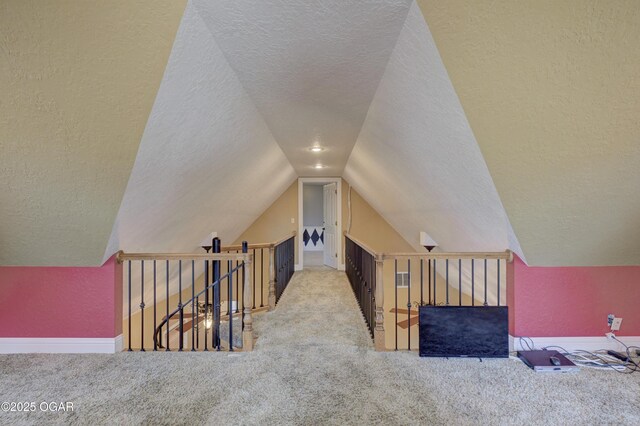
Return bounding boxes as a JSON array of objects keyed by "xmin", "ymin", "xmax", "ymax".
[{"xmin": 1, "ymin": 268, "xmax": 639, "ymax": 425}]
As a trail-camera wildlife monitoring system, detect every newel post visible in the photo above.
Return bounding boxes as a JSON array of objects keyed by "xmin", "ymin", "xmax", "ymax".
[
  {"xmin": 242, "ymin": 251, "xmax": 254, "ymax": 351},
  {"xmin": 374, "ymin": 255, "xmax": 386, "ymax": 351},
  {"xmin": 268, "ymin": 245, "xmax": 276, "ymax": 310}
]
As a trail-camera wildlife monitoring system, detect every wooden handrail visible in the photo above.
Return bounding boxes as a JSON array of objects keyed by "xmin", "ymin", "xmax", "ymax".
[
  {"xmin": 221, "ymin": 232, "xmax": 296, "ymax": 252},
  {"xmin": 382, "ymin": 251, "xmax": 513, "ymax": 262},
  {"xmin": 221, "ymin": 242, "xmax": 271, "ymax": 251},
  {"xmin": 344, "ymin": 232, "xmax": 512, "ymax": 262},
  {"xmin": 272, "ymin": 231, "xmax": 297, "ymax": 248},
  {"xmin": 117, "ymin": 251, "xmax": 251, "ymax": 263},
  {"xmin": 344, "ymin": 232, "xmax": 379, "ymax": 259},
  {"xmin": 117, "ymin": 232, "xmax": 297, "ymax": 263}
]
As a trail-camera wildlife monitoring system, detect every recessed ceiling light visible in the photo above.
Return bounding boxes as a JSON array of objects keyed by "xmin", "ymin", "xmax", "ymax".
[
  {"xmin": 310, "ymin": 146, "xmax": 324, "ymax": 153},
  {"xmin": 314, "ymin": 164, "xmax": 325, "ymax": 169}
]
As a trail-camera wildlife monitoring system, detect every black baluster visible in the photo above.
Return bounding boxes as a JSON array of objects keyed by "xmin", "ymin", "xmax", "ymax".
[
  {"xmin": 166, "ymin": 260, "xmax": 170, "ymax": 351},
  {"xmin": 433, "ymin": 258, "xmax": 437, "ymax": 305},
  {"xmin": 235, "ymin": 250, "xmax": 239, "ymax": 314},
  {"xmin": 178, "ymin": 260, "xmax": 183, "ymax": 351},
  {"xmin": 191, "ymin": 260, "xmax": 195, "ymax": 351},
  {"xmin": 228, "ymin": 260, "xmax": 233, "ymax": 351},
  {"xmin": 260, "ymin": 248, "xmax": 264, "ymax": 307},
  {"xmin": 407, "ymin": 258, "xmax": 411, "ymax": 351},
  {"xmin": 196, "ymin": 295, "xmax": 200, "ymax": 350},
  {"xmin": 213, "ymin": 237, "xmax": 221, "ymax": 351},
  {"xmin": 242, "ymin": 241, "xmax": 248, "ymax": 332},
  {"xmin": 471, "ymin": 259, "xmax": 475, "ymax": 307},
  {"xmin": 446, "ymin": 259, "xmax": 449, "ymax": 306},
  {"xmin": 458, "ymin": 259, "xmax": 462, "ymax": 306},
  {"xmin": 127, "ymin": 261, "xmax": 132, "ymax": 352},
  {"xmin": 395, "ymin": 258, "xmax": 398, "ymax": 351},
  {"xmin": 484, "ymin": 258, "xmax": 488, "ymax": 307},
  {"xmin": 140, "ymin": 260, "xmax": 145, "ymax": 351},
  {"xmin": 428, "ymin": 258, "xmax": 432, "ymax": 305},
  {"xmin": 153, "ymin": 260, "xmax": 157, "ymax": 351},
  {"xmin": 497, "ymin": 259, "xmax": 501, "ymax": 307},
  {"xmin": 420, "ymin": 259, "xmax": 424, "ymax": 306},
  {"xmin": 203, "ymin": 258, "xmax": 209, "ymax": 351}
]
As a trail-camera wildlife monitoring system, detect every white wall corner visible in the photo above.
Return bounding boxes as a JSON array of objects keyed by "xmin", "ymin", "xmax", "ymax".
[{"xmin": 0, "ymin": 335, "xmax": 124, "ymax": 354}]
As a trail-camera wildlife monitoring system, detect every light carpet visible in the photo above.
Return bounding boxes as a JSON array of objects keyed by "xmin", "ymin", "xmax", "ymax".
[{"xmin": 1, "ymin": 267, "xmax": 638, "ymax": 425}]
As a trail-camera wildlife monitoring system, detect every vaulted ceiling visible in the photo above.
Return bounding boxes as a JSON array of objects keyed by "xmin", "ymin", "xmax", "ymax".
[
  {"xmin": 2, "ymin": 0, "xmax": 638, "ymax": 267},
  {"xmin": 417, "ymin": 0, "xmax": 640, "ymax": 265},
  {"xmin": 191, "ymin": 0, "xmax": 413, "ymax": 176}
]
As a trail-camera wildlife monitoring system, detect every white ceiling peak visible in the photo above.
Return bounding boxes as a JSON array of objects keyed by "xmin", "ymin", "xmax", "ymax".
[{"xmin": 192, "ymin": 0, "xmax": 413, "ymax": 176}]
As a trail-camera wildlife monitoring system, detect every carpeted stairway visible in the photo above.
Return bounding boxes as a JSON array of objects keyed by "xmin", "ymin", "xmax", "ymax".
[{"xmin": 1, "ymin": 268, "xmax": 638, "ymax": 425}]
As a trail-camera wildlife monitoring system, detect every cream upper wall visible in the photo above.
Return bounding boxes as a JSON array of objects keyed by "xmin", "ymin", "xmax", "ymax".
[
  {"xmin": 233, "ymin": 181, "xmax": 298, "ymax": 249},
  {"xmin": 418, "ymin": 0, "xmax": 640, "ymax": 266},
  {"xmin": 0, "ymin": 0, "xmax": 187, "ymax": 266},
  {"xmin": 342, "ymin": 181, "xmax": 414, "ymax": 254},
  {"xmin": 235, "ymin": 179, "xmax": 413, "ymax": 268}
]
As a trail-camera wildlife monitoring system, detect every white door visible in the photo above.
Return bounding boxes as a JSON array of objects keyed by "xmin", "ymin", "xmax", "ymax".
[{"xmin": 323, "ymin": 183, "xmax": 337, "ymax": 269}]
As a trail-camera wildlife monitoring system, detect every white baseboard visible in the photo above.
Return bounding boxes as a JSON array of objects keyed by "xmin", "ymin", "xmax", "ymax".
[
  {"xmin": 114, "ymin": 334, "xmax": 124, "ymax": 352},
  {"xmin": 0, "ymin": 335, "xmax": 124, "ymax": 354},
  {"xmin": 510, "ymin": 335, "xmax": 640, "ymax": 353},
  {"xmin": 295, "ymin": 264, "xmax": 303, "ymax": 271}
]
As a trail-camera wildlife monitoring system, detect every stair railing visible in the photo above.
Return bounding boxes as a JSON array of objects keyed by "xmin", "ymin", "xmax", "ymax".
[
  {"xmin": 118, "ymin": 233, "xmax": 296, "ymax": 352},
  {"xmin": 117, "ymin": 240, "xmax": 254, "ymax": 352},
  {"xmin": 153, "ymin": 261, "xmax": 244, "ymax": 351},
  {"xmin": 344, "ymin": 232, "xmax": 513, "ymax": 351},
  {"xmin": 273, "ymin": 234, "xmax": 295, "ymax": 304},
  {"xmin": 220, "ymin": 231, "xmax": 296, "ymax": 309}
]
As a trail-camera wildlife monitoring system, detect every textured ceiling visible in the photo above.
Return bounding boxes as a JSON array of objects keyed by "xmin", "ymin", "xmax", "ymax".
[
  {"xmin": 0, "ymin": 0, "xmax": 187, "ymax": 266},
  {"xmin": 104, "ymin": 2, "xmax": 296, "ymax": 260},
  {"xmin": 344, "ymin": 2, "xmax": 523, "ymax": 258},
  {"xmin": 418, "ymin": 0, "xmax": 640, "ymax": 266},
  {"xmin": 192, "ymin": 0, "xmax": 412, "ymax": 176}
]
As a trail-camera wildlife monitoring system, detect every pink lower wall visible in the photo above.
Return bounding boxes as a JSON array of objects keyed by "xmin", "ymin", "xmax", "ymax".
[
  {"xmin": 508, "ymin": 255, "xmax": 640, "ymax": 337},
  {"xmin": 0, "ymin": 255, "xmax": 122, "ymax": 338}
]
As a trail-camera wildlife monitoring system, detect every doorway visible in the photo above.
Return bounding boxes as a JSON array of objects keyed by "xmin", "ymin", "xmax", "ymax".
[{"xmin": 297, "ymin": 178, "xmax": 343, "ymax": 271}]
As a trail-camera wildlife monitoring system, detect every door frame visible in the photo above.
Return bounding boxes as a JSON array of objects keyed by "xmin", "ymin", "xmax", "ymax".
[{"xmin": 297, "ymin": 177, "xmax": 344, "ymax": 271}]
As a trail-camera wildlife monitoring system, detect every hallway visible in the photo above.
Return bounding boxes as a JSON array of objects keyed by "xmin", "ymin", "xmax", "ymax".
[
  {"xmin": 254, "ymin": 267, "xmax": 372, "ymax": 350},
  {"xmin": 0, "ymin": 270, "xmax": 637, "ymax": 424}
]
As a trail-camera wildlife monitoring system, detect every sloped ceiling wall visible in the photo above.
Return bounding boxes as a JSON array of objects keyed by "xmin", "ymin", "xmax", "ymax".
[
  {"xmin": 104, "ymin": 2, "xmax": 296, "ymax": 259},
  {"xmin": 418, "ymin": 0, "xmax": 640, "ymax": 266},
  {"xmin": 0, "ymin": 0, "xmax": 187, "ymax": 266},
  {"xmin": 191, "ymin": 0, "xmax": 413, "ymax": 176},
  {"xmin": 344, "ymin": 2, "xmax": 523, "ymax": 258}
]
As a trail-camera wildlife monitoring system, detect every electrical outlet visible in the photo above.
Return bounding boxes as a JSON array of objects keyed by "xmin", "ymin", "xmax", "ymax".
[
  {"xmin": 611, "ymin": 317, "xmax": 623, "ymax": 331},
  {"xmin": 291, "ymin": 218, "xmax": 295, "ymax": 224},
  {"xmin": 607, "ymin": 314, "xmax": 615, "ymax": 327}
]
